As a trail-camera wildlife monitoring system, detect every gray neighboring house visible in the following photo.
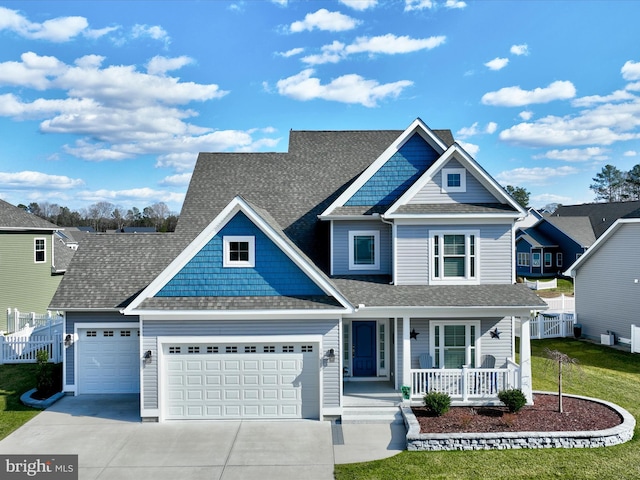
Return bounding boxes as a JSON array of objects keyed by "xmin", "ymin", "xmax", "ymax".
[
  {"xmin": 565, "ymin": 208, "xmax": 640, "ymax": 344},
  {"xmin": 50, "ymin": 119, "xmax": 545, "ymax": 422},
  {"xmin": 0, "ymin": 199, "xmax": 76, "ymax": 331}
]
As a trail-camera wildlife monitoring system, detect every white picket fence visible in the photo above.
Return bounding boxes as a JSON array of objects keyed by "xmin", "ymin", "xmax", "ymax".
[
  {"xmin": 529, "ymin": 313, "xmax": 576, "ymax": 340},
  {"xmin": 6, "ymin": 308, "xmax": 63, "ymax": 334},
  {"xmin": 0, "ymin": 334, "xmax": 63, "ymax": 364},
  {"xmin": 542, "ymin": 294, "xmax": 575, "ymax": 313},
  {"xmin": 523, "ymin": 277, "xmax": 558, "ymax": 290}
]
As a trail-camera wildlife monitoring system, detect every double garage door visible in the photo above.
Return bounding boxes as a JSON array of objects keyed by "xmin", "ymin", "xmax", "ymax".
[
  {"xmin": 77, "ymin": 327, "xmax": 140, "ymax": 394},
  {"xmin": 163, "ymin": 342, "xmax": 320, "ymax": 420}
]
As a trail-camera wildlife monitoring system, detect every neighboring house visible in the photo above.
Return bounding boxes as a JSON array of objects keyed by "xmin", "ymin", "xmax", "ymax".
[
  {"xmin": 0, "ymin": 199, "xmax": 75, "ymax": 331},
  {"xmin": 50, "ymin": 118, "xmax": 545, "ymax": 422},
  {"xmin": 565, "ymin": 208, "xmax": 640, "ymax": 343},
  {"xmin": 514, "ymin": 207, "xmax": 544, "ymax": 230},
  {"xmin": 516, "ymin": 216, "xmax": 595, "ymax": 278}
]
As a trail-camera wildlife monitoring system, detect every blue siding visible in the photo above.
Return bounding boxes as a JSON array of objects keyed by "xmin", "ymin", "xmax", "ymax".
[
  {"xmin": 157, "ymin": 212, "xmax": 324, "ymax": 297},
  {"xmin": 345, "ymin": 133, "xmax": 439, "ymax": 206}
]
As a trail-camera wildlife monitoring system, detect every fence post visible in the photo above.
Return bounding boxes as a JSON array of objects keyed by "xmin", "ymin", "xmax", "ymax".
[
  {"xmin": 0, "ymin": 334, "xmax": 4, "ymax": 365},
  {"xmin": 633, "ymin": 325, "xmax": 637, "ymax": 354}
]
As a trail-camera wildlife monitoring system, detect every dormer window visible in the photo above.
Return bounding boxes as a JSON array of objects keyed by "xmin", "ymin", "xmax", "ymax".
[
  {"xmin": 223, "ymin": 236, "xmax": 255, "ymax": 268},
  {"xmin": 441, "ymin": 167, "xmax": 466, "ymax": 193},
  {"xmin": 348, "ymin": 230, "xmax": 380, "ymax": 270}
]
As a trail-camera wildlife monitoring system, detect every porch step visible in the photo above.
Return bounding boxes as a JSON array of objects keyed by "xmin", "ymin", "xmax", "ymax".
[{"xmin": 341, "ymin": 406, "xmax": 404, "ymax": 424}]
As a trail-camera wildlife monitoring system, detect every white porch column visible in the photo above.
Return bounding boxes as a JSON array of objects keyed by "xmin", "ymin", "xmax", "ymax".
[
  {"xmin": 402, "ymin": 316, "xmax": 411, "ymax": 388},
  {"xmin": 519, "ymin": 315, "xmax": 534, "ymax": 404}
]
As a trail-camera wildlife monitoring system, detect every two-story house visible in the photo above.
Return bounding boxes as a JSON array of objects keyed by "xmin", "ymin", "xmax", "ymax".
[
  {"xmin": 50, "ymin": 118, "xmax": 545, "ymax": 422},
  {"xmin": 0, "ymin": 199, "xmax": 75, "ymax": 332}
]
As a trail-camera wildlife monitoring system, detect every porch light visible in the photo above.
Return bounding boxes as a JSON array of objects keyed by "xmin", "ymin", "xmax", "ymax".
[
  {"xmin": 326, "ymin": 348, "xmax": 336, "ymax": 362},
  {"xmin": 64, "ymin": 334, "xmax": 73, "ymax": 347},
  {"xmin": 143, "ymin": 350, "xmax": 152, "ymax": 362}
]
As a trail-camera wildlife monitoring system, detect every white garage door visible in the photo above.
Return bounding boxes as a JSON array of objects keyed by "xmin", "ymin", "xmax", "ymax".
[
  {"xmin": 164, "ymin": 342, "xmax": 319, "ymax": 420},
  {"xmin": 77, "ymin": 328, "xmax": 140, "ymax": 394}
]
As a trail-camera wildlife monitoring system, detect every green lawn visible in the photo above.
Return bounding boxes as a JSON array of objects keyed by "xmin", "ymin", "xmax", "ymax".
[
  {"xmin": 335, "ymin": 338, "xmax": 640, "ymax": 480},
  {"xmin": 0, "ymin": 364, "xmax": 41, "ymax": 440}
]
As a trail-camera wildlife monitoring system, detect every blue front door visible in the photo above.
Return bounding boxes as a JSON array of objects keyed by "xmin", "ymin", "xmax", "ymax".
[{"xmin": 353, "ymin": 321, "xmax": 376, "ymax": 377}]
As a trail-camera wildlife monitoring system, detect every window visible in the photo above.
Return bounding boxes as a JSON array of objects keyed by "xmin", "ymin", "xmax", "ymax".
[
  {"xmin": 169, "ymin": 346, "xmax": 181, "ymax": 354},
  {"xmin": 207, "ymin": 346, "xmax": 219, "ymax": 354},
  {"xmin": 431, "ymin": 321, "xmax": 479, "ymax": 369},
  {"xmin": 441, "ymin": 168, "xmax": 466, "ymax": 193},
  {"xmin": 34, "ymin": 238, "xmax": 46, "ymax": 263},
  {"xmin": 556, "ymin": 253, "xmax": 563, "ymax": 267},
  {"xmin": 532, "ymin": 252, "xmax": 541, "ymax": 267},
  {"xmin": 282, "ymin": 345, "xmax": 294, "ymax": 353},
  {"xmin": 223, "ymin": 236, "xmax": 255, "ymax": 268},
  {"xmin": 544, "ymin": 252, "xmax": 552, "ymax": 267},
  {"xmin": 348, "ymin": 230, "xmax": 380, "ymax": 270},
  {"xmin": 188, "ymin": 346, "xmax": 200, "ymax": 354},
  {"xmin": 244, "ymin": 346, "xmax": 257, "ymax": 353},
  {"xmin": 431, "ymin": 230, "xmax": 478, "ymax": 283},
  {"xmin": 517, "ymin": 252, "xmax": 530, "ymax": 266}
]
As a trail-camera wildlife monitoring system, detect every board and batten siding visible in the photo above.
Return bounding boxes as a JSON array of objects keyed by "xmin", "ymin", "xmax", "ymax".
[
  {"xmin": 64, "ymin": 311, "xmax": 138, "ymax": 388},
  {"xmin": 408, "ymin": 159, "xmax": 497, "ymax": 204},
  {"xmin": 574, "ymin": 223, "xmax": 640, "ymax": 341},
  {"xmin": 141, "ymin": 318, "xmax": 341, "ymax": 412},
  {"xmin": 395, "ymin": 224, "xmax": 513, "ymax": 285},
  {"xmin": 332, "ymin": 220, "xmax": 392, "ymax": 275}
]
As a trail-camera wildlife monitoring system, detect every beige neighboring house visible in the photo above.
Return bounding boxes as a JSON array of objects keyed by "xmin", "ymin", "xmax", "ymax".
[{"xmin": 0, "ymin": 199, "xmax": 75, "ymax": 332}]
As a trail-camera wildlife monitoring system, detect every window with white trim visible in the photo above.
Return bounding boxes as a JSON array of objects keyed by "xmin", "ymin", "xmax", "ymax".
[
  {"xmin": 441, "ymin": 167, "xmax": 466, "ymax": 193},
  {"xmin": 532, "ymin": 252, "xmax": 541, "ymax": 267},
  {"xmin": 34, "ymin": 238, "xmax": 46, "ymax": 263},
  {"xmin": 223, "ymin": 236, "xmax": 255, "ymax": 268},
  {"xmin": 517, "ymin": 252, "xmax": 530, "ymax": 266},
  {"xmin": 556, "ymin": 252, "xmax": 563, "ymax": 267},
  {"xmin": 544, "ymin": 252, "xmax": 552, "ymax": 267},
  {"xmin": 430, "ymin": 321, "xmax": 479, "ymax": 369},
  {"xmin": 430, "ymin": 230, "xmax": 478, "ymax": 283},
  {"xmin": 348, "ymin": 230, "xmax": 380, "ymax": 270}
]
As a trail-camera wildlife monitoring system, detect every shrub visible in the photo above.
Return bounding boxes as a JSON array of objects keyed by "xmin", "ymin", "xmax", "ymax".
[
  {"xmin": 498, "ymin": 389, "xmax": 527, "ymax": 413},
  {"xmin": 36, "ymin": 350, "xmax": 54, "ymax": 395},
  {"xmin": 423, "ymin": 392, "xmax": 451, "ymax": 416}
]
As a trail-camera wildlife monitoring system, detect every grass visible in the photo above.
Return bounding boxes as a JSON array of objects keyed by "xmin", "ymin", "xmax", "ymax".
[
  {"xmin": 335, "ymin": 338, "xmax": 640, "ymax": 480},
  {"xmin": 530, "ymin": 277, "xmax": 574, "ymax": 298},
  {"xmin": 0, "ymin": 364, "xmax": 41, "ymax": 440}
]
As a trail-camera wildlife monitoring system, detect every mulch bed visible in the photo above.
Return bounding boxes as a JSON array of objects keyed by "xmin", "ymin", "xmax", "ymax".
[{"xmin": 413, "ymin": 394, "xmax": 622, "ymax": 434}]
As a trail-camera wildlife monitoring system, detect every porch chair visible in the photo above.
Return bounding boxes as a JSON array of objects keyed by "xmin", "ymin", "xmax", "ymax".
[
  {"xmin": 480, "ymin": 354, "xmax": 497, "ymax": 393},
  {"xmin": 418, "ymin": 354, "xmax": 433, "ymax": 394}
]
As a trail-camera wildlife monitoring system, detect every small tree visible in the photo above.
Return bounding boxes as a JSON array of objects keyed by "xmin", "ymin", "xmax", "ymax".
[
  {"xmin": 543, "ymin": 348, "xmax": 582, "ymax": 413},
  {"xmin": 36, "ymin": 350, "xmax": 54, "ymax": 395}
]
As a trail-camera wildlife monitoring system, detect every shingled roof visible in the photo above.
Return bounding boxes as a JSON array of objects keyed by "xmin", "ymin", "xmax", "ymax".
[
  {"xmin": 0, "ymin": 199, "xmax": 60, "ymax": 230},
  {"xmin": 552, "ymin": 200, "xmax": 640, "ymax": 239}
]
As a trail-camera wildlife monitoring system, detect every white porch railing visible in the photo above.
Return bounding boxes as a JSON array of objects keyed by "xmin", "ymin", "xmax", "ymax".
[
  {"xmin": 524, "ymin": 277, "xmax": 557, "ymax": 290},
  {"xmin": 410, "ymin": 363, "xmax": 520, "ymax": 402},
  {"xmin": 6, "ymin": 308, "xmax": 63, "ymax": 334},
  {"xmin": 0, "ymin": 334, "xmax": 63, "ymax": 364}
]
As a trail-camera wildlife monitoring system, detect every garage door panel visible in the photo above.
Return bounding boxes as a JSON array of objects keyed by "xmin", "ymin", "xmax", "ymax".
[
  {"xmin": 164, "ymin": 346, "xmax": 319, "ymax": 420},
  {"xmin": 78, "ymin": 328, "xmax": 140, "ymax": 394}
]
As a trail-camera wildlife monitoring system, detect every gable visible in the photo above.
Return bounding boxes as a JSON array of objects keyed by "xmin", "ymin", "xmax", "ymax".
[
  {"xmin": 157, "ymin": 211, "xmax": 325, "ymax": 297},
  {"xmin": 344, "ymin": 133, "xmax": 440, "ymax": 207},
  {"xmin": 407, "ymin": 157, "xmax": 498, "ymax": 205}
]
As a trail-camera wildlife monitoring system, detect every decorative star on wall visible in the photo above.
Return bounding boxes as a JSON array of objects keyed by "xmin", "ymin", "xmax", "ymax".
[
  {"xmin": 410, "ymin": 328, "xmax": 420, "ymax": 340},
  {"xmin": 490, "ymin": 328, "xmax": 501, "ymax": 339}
]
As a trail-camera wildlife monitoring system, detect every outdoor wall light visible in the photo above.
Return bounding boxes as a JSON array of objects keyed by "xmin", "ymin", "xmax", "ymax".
[
  {"xmin": 64, "ymin": 334, "xmax": 73, "ymax": 347},
  {"xmin": 326, "ymin": 348, "xmax": 336, "ymax": 362},
  {"xmin": 143, "ymin": 350, "xmax": 152, "ymax": 361}
]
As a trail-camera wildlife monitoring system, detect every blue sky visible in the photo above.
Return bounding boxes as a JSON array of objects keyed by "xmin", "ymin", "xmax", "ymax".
[{"xmin": 1, "ymin": 1, "xmax": 640, "ymax": 215}]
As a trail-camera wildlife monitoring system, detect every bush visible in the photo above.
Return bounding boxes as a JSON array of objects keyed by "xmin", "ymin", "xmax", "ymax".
[
  {"xmin": 36, "ymin": 350, "xmax": 54, "ymax": 396},
  {"xmin": 498, "ymin": 389, "xmax": 527, "ymax": 413},
  {"xmin": 423, "ymin": 392, "xmax": 451, "ymax": 416}
]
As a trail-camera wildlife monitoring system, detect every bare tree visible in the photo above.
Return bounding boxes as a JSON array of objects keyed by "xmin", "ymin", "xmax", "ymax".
[{"xmin": 543, "ymin": 348, "xmax": 582, "ymax": 413}]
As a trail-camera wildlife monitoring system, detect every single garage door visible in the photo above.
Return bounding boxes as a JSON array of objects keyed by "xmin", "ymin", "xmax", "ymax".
[
  {"xmin": 164, "ymin": 342, "xmax": 320, "ymax": 420},
  {"xmin": 77, "ymin": 327, "xmax": 140, "ymax": 394}
]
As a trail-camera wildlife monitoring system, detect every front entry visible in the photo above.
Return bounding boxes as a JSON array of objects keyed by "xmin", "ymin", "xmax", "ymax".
[{"xmin": 352, "ymin": 321, "xmax": 376, "ymax": 377}]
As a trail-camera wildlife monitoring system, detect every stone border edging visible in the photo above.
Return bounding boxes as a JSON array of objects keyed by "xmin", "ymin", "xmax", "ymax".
[
  {"xmin": 20, "ymin": 388, "xmax": 65, "ymax": 409},
  {"xmin": 402, "ymin": 391, "xmax": 635, "ymax": 451}
]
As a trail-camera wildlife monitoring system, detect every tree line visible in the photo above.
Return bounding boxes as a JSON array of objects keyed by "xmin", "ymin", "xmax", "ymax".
[
  {"xmin": 589, "ymin": 164, "xmax": 640, "ymax": 202},
  {"xmin": 20, "ymin": 201, "xmax": 179, "ymax": 233}
]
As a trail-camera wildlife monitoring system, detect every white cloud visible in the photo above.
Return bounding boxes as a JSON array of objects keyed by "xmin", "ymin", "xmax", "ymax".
[
  {"xmin": 457, "ymin": 141, "xmax": 478, "ymax": 156},
  {"xmin": 510, "ymin": 44, "xmax": 529, "ymax": 56},
  {"xmin": 78, "ymin": 187, "xmax": 185, "ymax": 206},
  {"xmin": 485, "ymin": 57, "xmax": 509, "ymax": 71},
  {"xmin": 132, "ymin": 24, "xmax": 169, "ymax": 43},
  {"xmin": 486, "ymin": 122, "xmax": 498, "ymax": 134},
  {"xmin": 0, "ymin": 170, "xmax": 84, "ymax": 189},
  {"xmin": 519, "ymin": 110, "xmax": 533, "ymax": 121},
  {"xmin": 276, "ymin": 69, "xmax": 413, "ymax": 107},
  {"xmin": 624, "ymin": 150, "xmax": 638, "ymax": 157},
  {"xmin": 445, "ymin": 0, "xmax": 467, "ymax": 8},
  {"xmin": 146, "ymin": 55, "xmax": 193, "ymax": 75},
  {"xmin": 302, "ymin": 34, "xmax": 445, "ymax": 65},
  {"xmin": 534, "ymin": 147, "xmax": 609, "ymax": 162},
  {"xmin": 572, "ymin": 89, "xmax": 635, "ymax": 108},
  {"xmin": 495, "ymin": 166, "xmax": 578, "ymax": 186},
  {"xmin": 621, "ymin": 60, "xmax": 640, "ymax": 81},
  {"xmin": 290, "ymin": 9, "xmax": 359, "ymax": 33},
  {"xmin": 456, "ymin": 121, "xmax": 497, "ymax": 138},
  {"xmin": 482, "ymin": 80, "xmax": 576, "ymax": 107},
  {"xmin": 159, "ymin": 173, "xmax": 193, "ymax": 186},
  {"xmin": 278, "ymin": 47, "xmax": 305, "ymax": 58},
  {"xmin": 340, "ymin": 0, "xmax": 378, "ymax": 10},
  {"xmin": 0, "ymin": 52, "xmax": 66, "ymax": 89},
  {"xmin": 405, "ymin": 0, "xmax": 433, "ymax": 11}
]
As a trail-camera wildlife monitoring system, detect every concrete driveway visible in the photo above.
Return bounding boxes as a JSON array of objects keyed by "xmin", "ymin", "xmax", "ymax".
[{"xmin": 0, "ymin": 395, "xmax": 405, "ymax": 480}]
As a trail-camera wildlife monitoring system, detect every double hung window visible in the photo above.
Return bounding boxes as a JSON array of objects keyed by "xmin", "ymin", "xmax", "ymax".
[
  {"xmin": 34, "ymin": 238, "xmax": 46, "ymax": 263},
  {"xmin": 431, "ymin": 321, "xmax": 479, "ymax": 368},
  {"xmin": 431, "ymin": 230, "xmax": 478, "ymax": 283}
]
